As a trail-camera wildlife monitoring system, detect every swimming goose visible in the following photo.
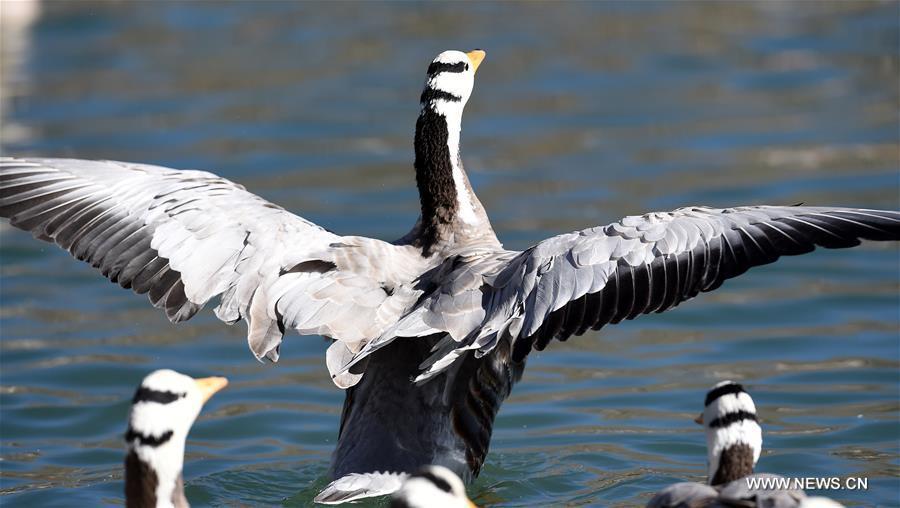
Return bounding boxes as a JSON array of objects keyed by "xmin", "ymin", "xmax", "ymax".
[
  {"xmin": 648, "ymin": 381, "xmax": 809, "ymax": 507},
  {"xmin": 125, "ymin": 369, "xmax": 228, "ymax": 508},
  {"xmin": 0, "ymin": 49, "xmax": 898, "ymax": 502},
  {"xmin": 390, "ymin": 466, "xmax": 476, "ymax": 508}
]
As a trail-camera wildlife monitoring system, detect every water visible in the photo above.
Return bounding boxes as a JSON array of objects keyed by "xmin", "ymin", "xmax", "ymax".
[{"xmin": 0, "ymin": 1, "xmax": 898, "ymax": 506}]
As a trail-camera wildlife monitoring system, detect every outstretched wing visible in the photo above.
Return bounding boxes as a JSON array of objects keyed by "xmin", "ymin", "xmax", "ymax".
[
  {"xmin": 393, "ymin": 205, "xmax": 899, "ymax": 381},
  {"xmin": 0, "ymin": 157, "xmax": 421, "ymax": 369},
  {"xmin": 497, "ymin": 205, "xmax": 900, "ymax": 361}
]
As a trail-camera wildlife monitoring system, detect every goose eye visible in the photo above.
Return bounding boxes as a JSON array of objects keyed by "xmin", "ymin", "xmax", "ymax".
[{"xmin": 465, "ymin": 63, "xmax": 469, "ymax": 71}]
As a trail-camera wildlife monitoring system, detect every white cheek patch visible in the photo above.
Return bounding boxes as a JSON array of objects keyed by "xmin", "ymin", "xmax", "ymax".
[
  {"xmin": 426, "ymin": 72, "xmax": 473, "ymax": 102},
  {"xmin": 396, "ymin": 476, "xmax": 469, "ymax": 508},
  {"xmin": 131, "ymin": 403, "xmax": 181, "ymax": 438},
  {"xmin": 130, "ymin": 392, "xmax": 203, "ymax": 440}
]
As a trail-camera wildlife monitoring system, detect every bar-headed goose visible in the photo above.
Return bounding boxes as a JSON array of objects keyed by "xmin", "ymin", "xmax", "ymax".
[
  {"xmin": 1, "ymin": 49, "xmax": 898, "ymax": 502},
  {"xmin": 648, "ymin": 381, "xmax": 818, "ymax": 508},
  {"xmin": 125, "ymin": 369, "xmax": 227, "ymax": 508},
  {"xmin": 390, "ymin": 466, "xmax": 476, "ymax": 508}
]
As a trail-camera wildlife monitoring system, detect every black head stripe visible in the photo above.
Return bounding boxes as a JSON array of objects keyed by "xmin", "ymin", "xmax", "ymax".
[
  {"xmin": 133, "ymin": 386, "xmax": 186, "ymax": 405},
  {"xmin": 414, "ymin": 470, "xmax": 454, "ymax": 494},
  {"xmin": 420, "ymin": 88, "xmax": 462, "ymax": 104},
  {"xmin": 125, "ymin": 426, "xmax": 174, "ymax": 447},
  {"xmin": 709, "ymin": 410, "xmax": 758, "ymax": 429},
  {"xmin": 704, "ymin": 382, "xmax": 746, "ymax": 407},
  {"xmin": 427, "ymin": 61, "xmax": 467, "ymax": 76}
]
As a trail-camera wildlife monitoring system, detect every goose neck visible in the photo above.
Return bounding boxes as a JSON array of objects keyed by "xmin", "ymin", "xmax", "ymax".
[
  {"xmin": 413, "ymin": 104, "xmax": 489, "ymax": 255},
  {"xmin": 710, "ymin": 442, "xmax": 756, "ymax": 485},
  {"xmin": 125, "ymin": 440, "xmax": 187, "ymax": 508}
]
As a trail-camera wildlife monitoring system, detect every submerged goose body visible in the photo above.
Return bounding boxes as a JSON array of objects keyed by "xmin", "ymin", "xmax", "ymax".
[
  {"xmin": 648, "ymin": 381, "xmax": 827, "ymax": 508},
  {"xmin": 1, "ymin": 49, "xmax": 898, "ymax": 502},
  {"xmin": 125, "ymin": 370, "xmax": 227, "ymax": 508}
]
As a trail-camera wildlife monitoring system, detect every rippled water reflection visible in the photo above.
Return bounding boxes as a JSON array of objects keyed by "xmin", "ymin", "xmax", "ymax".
[{"xmin": 1, "ymin": 2, "xmax": 898, "ymax": 506}]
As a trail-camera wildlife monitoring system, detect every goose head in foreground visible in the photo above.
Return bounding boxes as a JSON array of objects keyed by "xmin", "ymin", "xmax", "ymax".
[
  {"xmin": 390, "ymin": 465, "xmax": 476, "ymax": 508},
  {"xmin": 699, "ymin": 380, "xmax": 762, "ymax": 485},
  {"xmin": 1, "ymin": 46, "xmax": 898, "ymax": 505},
  {"xmin": 648, "ymin": 381, "xmax": 811, "ymax": 508},
  {"xmin": 125, "ymin": 369, "xmax": 227, "ymax": 508}
]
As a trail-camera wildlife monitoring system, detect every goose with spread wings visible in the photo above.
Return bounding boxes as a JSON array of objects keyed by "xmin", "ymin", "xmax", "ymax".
[{"xmin": 1, "ymin": 49, "xmax": 898, "ymax": 502}]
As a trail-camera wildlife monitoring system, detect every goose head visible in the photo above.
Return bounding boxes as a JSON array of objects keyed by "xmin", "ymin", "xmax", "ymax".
[
  {"xmin": 124, "ymin": 369, "xmax": 227, "ymax": 507},
  {"xmin": 420, "ymin": 49, "xmax": 485, "ymax": 116},
  {"xmin": 390, "ymin": 465, "xmax": 476, "ymax": 508},
  {"xmin": 697, "ymin": 380, "xmax": 762, "ymax": 485}
]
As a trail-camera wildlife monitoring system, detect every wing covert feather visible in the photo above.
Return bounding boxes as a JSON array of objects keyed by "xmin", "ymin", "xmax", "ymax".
[
  {"xmin": 505, "ymin": 206, "xmax": 900, "ymax": 355},
  {"xmin": 0, "ymin": 157, "xmax": 422, "ymax": 370},
  {"xmin": 377, "ymin": 205, "xmax": 899, "ymax": 380}
]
